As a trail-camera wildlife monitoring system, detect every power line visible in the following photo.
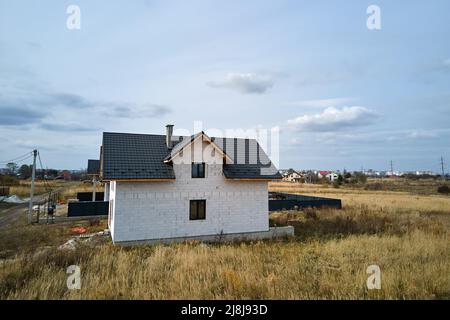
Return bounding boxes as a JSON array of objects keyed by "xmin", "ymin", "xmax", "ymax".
[
  {"xmin": 37, "ymin": 151, "xmax": 45, "ymax": 172},
  {"xmin": 0, "ymin": 155, "xmax": 33, "ymax": 166},
  {"xmin": 28, "ymin": 150, "xmax": 37, "ymax": 224},
  {"xmin": 0, "ymin": 152, "xmax": 33, "ymax": 165},
  {"xmin": 0, "ymin": 149, "xmax": 53, "ymax": 191},
  {"xmin": 37, "ymin": 151, "xmax": 53, "ymax": 192},
  {"xmin": 0, "ymin": 151, "xmax": 32, "ymax": 163}
]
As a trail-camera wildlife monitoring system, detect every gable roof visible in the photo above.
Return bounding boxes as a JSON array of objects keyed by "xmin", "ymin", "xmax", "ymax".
[
  {"xmin": 87, "ymin": 159, "xmax": 100, "ymax": 175},
  {"xmin": 101, "ymin": 131, "xmax": 281, "ymax": 180}
]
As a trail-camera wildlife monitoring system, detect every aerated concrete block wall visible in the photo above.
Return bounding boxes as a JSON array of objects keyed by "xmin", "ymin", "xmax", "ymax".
[{"xmin": 110, "ymin": 164, "xmax": 269, "ymax": 243}]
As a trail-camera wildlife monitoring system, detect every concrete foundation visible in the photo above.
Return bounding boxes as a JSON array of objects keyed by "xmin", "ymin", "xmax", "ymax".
[{"xmin": 115, "ymin": 226, "xmax": 295, "ymax": 246}]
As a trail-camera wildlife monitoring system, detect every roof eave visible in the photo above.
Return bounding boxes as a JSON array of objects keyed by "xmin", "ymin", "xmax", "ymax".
[
  {"xmin": 225, "ymin": 177, "xmax": 282, "ymax": 181},
  {"xmin": 101, "ymin": 178, "xmax": 176, "ymax": 182}
]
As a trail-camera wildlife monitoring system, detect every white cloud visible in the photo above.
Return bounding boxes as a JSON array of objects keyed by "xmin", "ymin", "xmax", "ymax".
[
  {"xmin": 407, "ymin": 130, "xmax": 439, "ymax": 139},
  {"xmin": 285, "ymin": 97, "xmax": 355, "ymax": 108},
  {"xmin": 287, "ymin": 106, "xmax": 379, "ymax": 132},
  {"xmin": 207, "ymin": 73, "xmax": 274, "ymax": 94},
  {"xmin": 108, "ymin": 103, "xmax": 171, "ymax": 118},
  {"xmin": 381, "ymin": 129, "xmax": 442, "ymax": 141}
]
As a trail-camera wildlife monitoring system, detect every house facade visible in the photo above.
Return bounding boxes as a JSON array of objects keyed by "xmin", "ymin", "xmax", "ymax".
[
  {"xmin": 98, "ymin": 125, "xmax": 291, "ymax": 244},
  {"xmin": 282, "ymin": 170, "xmax": 303, "ymax": 183},
  {"xmin": 317, "ymin": 171, "xmax": 330, "ymax": 179},
  {"xmin": 326, "ymin": 172, "xmax": 339, "ymax": 182}
]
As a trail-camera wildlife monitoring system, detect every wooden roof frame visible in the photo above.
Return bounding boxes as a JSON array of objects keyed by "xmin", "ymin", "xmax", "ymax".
[{"xmin": 163, "ymin": 131, "xmax": 233, "ymax": 164}]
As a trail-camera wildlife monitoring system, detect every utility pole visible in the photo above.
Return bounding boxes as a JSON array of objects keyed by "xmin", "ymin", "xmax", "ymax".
[
  {"xmin": 28, "ymin": 149, "xmax": 37, "ymax": 224},
  {"xmin": 441, "ymin": 156, "xmax": 446, "ymax": 181},
  {"xmin": 390, "ymin": 160, "xmax": 394, "ymax": 176}
]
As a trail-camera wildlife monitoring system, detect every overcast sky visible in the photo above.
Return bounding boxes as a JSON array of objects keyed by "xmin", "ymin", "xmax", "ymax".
[{"xmin": 1, "ymin": 0, "xmax": 449, "ymax": 172}]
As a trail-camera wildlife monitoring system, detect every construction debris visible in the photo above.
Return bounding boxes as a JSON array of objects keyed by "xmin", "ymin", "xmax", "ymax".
[
  {"xmin": 58, "ymin": 239, "xmax": 78, "ymax": 251},
  {"xmin": 58, "ymin": 229, "xmax": 110, "ymax": 251},
  {"xmin": 70, "ymin": 226, "xmax": 87, "ymax": 234},
  {"xmin": 77, "ymin": 229, "xmax": 110, "ymax": 238},
  {"xmin": 0, "ymin": 195, "xmax": 27, "ymax": 204}
]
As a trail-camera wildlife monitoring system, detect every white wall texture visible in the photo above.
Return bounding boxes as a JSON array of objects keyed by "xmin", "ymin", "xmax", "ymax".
[
  {"xmin": 109, "ymin": 164, "xmax": 269, "ymax": 243},
  {"xmin": 104, "ymin": 182, "xmax": 109, "ymax": 202},
  {"xmin": 108, "ymin": 181, "xmax": 116, "ymax": 239}
]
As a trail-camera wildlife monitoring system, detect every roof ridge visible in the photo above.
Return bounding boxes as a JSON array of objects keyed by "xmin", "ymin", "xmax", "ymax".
[
  {"xmin": 103, "ymin": 132, "xmax": 166, "ymax": 137},
  {"xmin": 103, "ymin": 131, "xmax": 258, "ymax": 141}
]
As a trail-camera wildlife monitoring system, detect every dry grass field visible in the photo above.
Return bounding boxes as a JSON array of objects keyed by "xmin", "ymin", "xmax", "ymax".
[
  {"xmin": 0, "ymin": 180, "xmax": 449, "ymax": 299},
  {"xmin": 15, "ymin": 180, "xmax": 94, "ymax": 201},
  {"xmin": 7, "ymin": 180, "xmax": 89, "ymax": 199}
]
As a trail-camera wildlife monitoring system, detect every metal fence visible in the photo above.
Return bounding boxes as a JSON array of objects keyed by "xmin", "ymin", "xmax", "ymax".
[
  {"xmin": 76, "ymin": 192, "xmax": 105, "ymax": 202},
  {"xmin": 269, "ymin": 192, "xmax": 342, "ymax": 211},
  {"xmin": 0, "ymin": 186, "xmax": 10, "ymax": 196},
  {"xmin": 68, "ymin": 201, "xmax": 109, "ymax": 217}
]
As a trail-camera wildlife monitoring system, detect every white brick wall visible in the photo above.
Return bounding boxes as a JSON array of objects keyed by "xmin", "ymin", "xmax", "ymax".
[{"xmin": 109, "ymin": 163, "xmax": 269, "ymax": 243}]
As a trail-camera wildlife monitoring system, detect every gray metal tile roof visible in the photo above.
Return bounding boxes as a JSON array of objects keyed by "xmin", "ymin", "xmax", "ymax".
[
  {"xmin": 101, "ymin": 132, "xmax": 281, "ymax": 180},
  {"xmin": 213, "ymin": 137, "xmax": 281, "ymax": 179},
  {"xmin": 223, "ymin": 164, "xmax": 281, "ymax": 179},
  {"xmin": 102, "ymin": 132, "xmax": 176, "ymax": 180},
  {"xmin": 87, "ymin": 159, "xmax": 100, "ymax": 175}
]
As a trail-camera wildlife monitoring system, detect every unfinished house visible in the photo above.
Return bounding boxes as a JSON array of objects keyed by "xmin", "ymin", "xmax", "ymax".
[{"xmin": 96, "ymin": 125, "xmax": 293, "ymax": 244}]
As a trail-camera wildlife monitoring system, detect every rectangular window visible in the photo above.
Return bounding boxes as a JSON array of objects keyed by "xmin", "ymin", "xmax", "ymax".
[
  {"xmin": 190, "ymin": 200, "xmax": 206, "ymax": 220},
  {"xmin": 191, "ymin": 162, "xmax": 205, "ymax": 178}
]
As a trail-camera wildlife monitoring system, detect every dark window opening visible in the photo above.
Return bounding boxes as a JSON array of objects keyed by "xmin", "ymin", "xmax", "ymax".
[
  {"xmin": 191, "ymin": 162, "xmax": 205, "ymax": 178},
  {"xmin": 190, "ymin": 200, "xmax": 206, "ymax": 220}
]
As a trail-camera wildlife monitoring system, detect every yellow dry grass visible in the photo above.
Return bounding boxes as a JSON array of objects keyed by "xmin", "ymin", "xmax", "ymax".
[
  {"xmin": 270, "ymin": 181, "xmax": 450, "ymax": 212},
  {"xmin": 58, "ymin": 182, "xmax": 97, "ymax": 201},
  {"xmin": 1, "ymin": 230, "xmax": 448, "ymax": 300},
  {"xmin": 7, "ymin": 180, "xmax": 101, "ymax": 201},
  {"xmin": 0, "ymin": 181, "xmax": 449, "ymax": 299},
  {"xmin": 8, "ymin": 180, "xmax": 65, "ymax": 198}
]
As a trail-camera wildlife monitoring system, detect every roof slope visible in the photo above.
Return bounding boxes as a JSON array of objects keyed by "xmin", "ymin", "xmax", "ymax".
[
  {"xmin": 102, "ymin": 132, "xmax": 281, "ymax": 180},
  {"xmin": 87, "ymin": 159, "xmax": 100, "ymax": 175},
  {"xmin": 102, "ymin": 132, "xmax": 176, "ymax": 180},
  {"xmin": 212, "ymin": 137, "xmax": 281, "ymax": 179}
]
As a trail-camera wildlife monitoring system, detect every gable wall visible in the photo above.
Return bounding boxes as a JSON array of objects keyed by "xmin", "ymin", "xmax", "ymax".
[{"xmin": 172, "ymin": 138, "xmax": 225, "ymax": 165}]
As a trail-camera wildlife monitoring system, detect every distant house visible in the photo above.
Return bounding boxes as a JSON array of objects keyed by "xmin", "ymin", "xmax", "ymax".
[
  {"xmin": 283, "ymin": 170, "xmax": 303, "ymax": 183},
  {"xmin": 56, "ymin": 170, "xmax": 72, "ymax": 180},
  {"xmin": 93, "ymin": 125, "xmax": 292, "ymax": 244},
  {"xmin": 326, "ymin": 172, "xmax": 339, "ymax": 182},
  {"xmin": 317, "ymin": 171, "xmax": 330, "ymax": 179}
]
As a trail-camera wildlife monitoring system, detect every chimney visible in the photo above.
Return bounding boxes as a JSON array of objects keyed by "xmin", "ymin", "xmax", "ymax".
[{"xmin": 166, "ymin": 124, "xmax": 174, "ymax": 149}]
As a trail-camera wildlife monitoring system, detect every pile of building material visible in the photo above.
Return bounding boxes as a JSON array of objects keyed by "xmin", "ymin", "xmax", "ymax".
[
  {"xmin": 58, "ymin": 229, "xmax": 110, "ymax": 250},
  {"xmin": 0, "ymin": 195, "xmax": 26, "ymax": 204}
]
